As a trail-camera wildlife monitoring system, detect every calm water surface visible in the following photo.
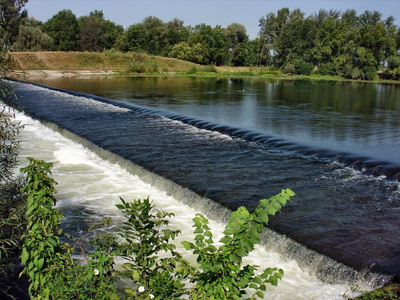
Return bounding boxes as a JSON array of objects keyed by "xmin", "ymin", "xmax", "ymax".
[{"xmin": 25, "ymin": 77, "xmax": 400, "ymax": 165}]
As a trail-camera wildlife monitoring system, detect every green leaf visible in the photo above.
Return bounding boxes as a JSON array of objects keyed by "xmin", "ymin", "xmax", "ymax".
[
  {"xmin": 223, "ymin": 228, "xmax": 234, "ymax": 235},
  {"xmin": 251, "ymin": 276, "xmax": 262, "ymax": 284},
  {"xmin": 286, "ymin": 189, "xmax": 295, "ymax": 197},
  {"xmin": 37, "ymin": 258, "xmax": 44, "ymax": 270},
  {"xmin": 194, "ymin": 234, "xmax": 204, "ymax": 241},
  {"xmin": 204, "ymin": 231, "xmax": 212, "ymax": 238},
  {"xmin": 219, "ymin": 236, "xmax": 232, "ymax": 244},
  {"xmin": 235, "ymin": 246, "xmax": 247, "ymax": 258},
  {"xmin": 256, "ymin": 291, "xmax": 264, "ymax": 298},
  {"xmin": 249, "ymin": 283, "xmax": 258, "ymax": 289},
  {"xmin": 182, "ymin": 241, "xmax": 193, "ymax": 250},
  {"xmin": 21, "ymin": 248, "xmax": 29, "ymax": 264}
]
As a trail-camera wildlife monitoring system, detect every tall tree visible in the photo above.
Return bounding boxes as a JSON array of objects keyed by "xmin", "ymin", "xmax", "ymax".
[
  {"xmin": 12, "ymin": 17, "xmax": 53, "ymax": 51},
  {"xmin": 165, "ymin": 18, "xmax": 189, "ymax": 55},
  {"xmin": 225, "ymin": 23, "xmax": 250, "ymax": 66},
  {"xmin": 79, "ymin": 10, "xmax": 123, "ymax": 51},
  {"xmin": 188, "ymin": 24, "xmax": 229, "ymax": 65},
  {"xmin": 43, "ymin": 9, "xmax": 79, "ymax": 51},
  {"xmin": 0, "ymin": 0, "xmax": 28, "ymax": 45},
  {"xmin": 141, "ymin": 16, "xmax": 168, "ymax": 55}
]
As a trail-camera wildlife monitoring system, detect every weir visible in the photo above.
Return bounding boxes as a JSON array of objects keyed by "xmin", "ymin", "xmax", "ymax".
[
  {"xmin": 16, "ymin": 112, "xmax": 389, "ymax": 298},
  {"xmin": 11, "ymin": 80, "xmax": 400, "ymax": 283},
  {"xmin": 11, "ymin": 79, "xmax": 400, "ymax": 181}
]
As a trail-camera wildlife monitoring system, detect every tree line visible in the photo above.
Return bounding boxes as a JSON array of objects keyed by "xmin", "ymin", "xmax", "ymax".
[{"xmin": 3, "ymin": 2, "xmax": 400, "ymax": 80}]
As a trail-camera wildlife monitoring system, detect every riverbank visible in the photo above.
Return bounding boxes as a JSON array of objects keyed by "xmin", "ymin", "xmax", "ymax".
[{"xmin": 9, "ymin": 51, "xmax": 400, "ymax": 85}]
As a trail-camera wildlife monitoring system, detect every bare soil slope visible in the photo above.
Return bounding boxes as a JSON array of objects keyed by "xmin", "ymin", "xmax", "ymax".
[{"xmin": 10, "ymin": 51, "xmax": 199, "ymax": 73}]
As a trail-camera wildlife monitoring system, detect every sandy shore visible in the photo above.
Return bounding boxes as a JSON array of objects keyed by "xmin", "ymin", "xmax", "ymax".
[{"xmin": 9, "ymin": 69, "xmax": 118, "ymax": 79}]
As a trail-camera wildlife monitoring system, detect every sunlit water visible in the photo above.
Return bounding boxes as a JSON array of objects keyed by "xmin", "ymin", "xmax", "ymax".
[
  {"xmin": 16, "ymin": 111, "xmax": 363, "ymax": 299},
  {"xmin": 24, "ymin": 77, "xmax": 400, "ymax": 166}
]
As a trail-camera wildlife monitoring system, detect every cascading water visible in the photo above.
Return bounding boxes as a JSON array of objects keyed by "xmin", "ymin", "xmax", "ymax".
[
  {"xmin": 10, "ymin": 79, "xmax": 400, "ymax": 298},
  {"xmin": 16, "ymin": 111, "xmax": 371, "ymax": 300}
]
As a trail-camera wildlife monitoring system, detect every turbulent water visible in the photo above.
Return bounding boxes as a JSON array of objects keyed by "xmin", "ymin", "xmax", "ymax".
[
  {"xmin": 10, "ymin": 79, "xmax": 400, "ymax": 296},
  {"xmin": 16, "ymin": 111, "xmax": 362, "ymax": 299}
]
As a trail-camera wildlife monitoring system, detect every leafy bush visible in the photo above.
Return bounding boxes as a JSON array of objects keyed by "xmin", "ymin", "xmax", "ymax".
[
  {"xmin": 292, "ymin": 59, "xmax": 313, "ymax": 75},
  {"xmin": 115, "ymin": 197, "xmax": 189, "ymax": 299},
  {"xmin": 182, "ymin": 189, "xmax": 294, "ymax": 299},
  {"xmin": 317, "ymin": 63, "xmax": 338, "ymax": 76},
  {"xmin": 203, "ymin": 65, "xmax": 218, "ymax": 73},
  {"xmin": 19, "ymin": 157, "xmax": 294, "ymax": 299},
  {"xmin": 127, "ymin": 61, "xmax": 146, "ymax": 73},
  {"xmin": 0, "ymin": 177, "xmax": 26, "ymax": 298},
  {"xmin": 186, "ymin": 66, "xmax": 198, "ymax": 74},
  {"xmin": 283, "ymin": 63, "xmax": 295, "ymax": 75},
  {"xmin": 20, "ymin": 158, "xmax": 118, "ymax": 299}
]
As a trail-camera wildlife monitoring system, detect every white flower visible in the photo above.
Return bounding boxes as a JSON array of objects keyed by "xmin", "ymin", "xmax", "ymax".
[
  {"xmin": 138, "ymin": 286, "xmax": 145, "ymax": 293},
  {"xmin": 93, "ymin": 269, "xmax": 100, "ymax": 276},
  {"xmin": 149, "ymin": 294, "xmax": 155, "ymax": 299}
]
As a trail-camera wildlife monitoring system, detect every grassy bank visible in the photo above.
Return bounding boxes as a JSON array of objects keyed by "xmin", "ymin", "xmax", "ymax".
[{"xmin": 9, "ymin": 51, "xmax": 400, "ymax": 85}]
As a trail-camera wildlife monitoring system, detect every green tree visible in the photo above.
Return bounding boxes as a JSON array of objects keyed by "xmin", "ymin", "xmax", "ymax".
[
  {"xmin": 258, "ymin": 8, "xmax": 290, "ymax": 66},
  {"xmin": 188, "ymin": 24, "xmax": 229, "ymax": 65},
  {"xmin": 123, "ymin": 23, "xmax": 146, "ymax": 52},
  {"xmin": 141, "ymin": 16, "xmax": 168, "ymax": 55},
  {"xmin": 225, "ymin": 23, "xmax": 250, "ymax": 66},
  {"xmin": 79, "ymin": 10, "xmax": 123, "ymax": 51},
  {"xmin": 274, "ymin": 9, "xmax": 316, "ymax": 66},
  {"xmin": 311, "ymin": 12, "xmax": 344, "ymax": 66},
  {"xmin": 43, "ymin": 9, "xmax": 79, "ymax": 51},
  {"xmin": 12, "ymin": 17, "xmax": 53, "ymax": 51},
  {"xmin": 0, "ymin": 0, "xmax": 28, "ymax": 45},
  {"xmin": 165, "ymin": 18, "xmax": 189, "ymax": 56}
]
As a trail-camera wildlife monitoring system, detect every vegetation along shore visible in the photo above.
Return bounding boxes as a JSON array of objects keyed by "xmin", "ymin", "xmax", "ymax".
[{"xmin": 1, "ymin": 0, "xmax": 400, "ymax": 299}]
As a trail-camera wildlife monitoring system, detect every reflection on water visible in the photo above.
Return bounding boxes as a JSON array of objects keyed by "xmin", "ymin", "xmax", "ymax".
[{"xmin": 25, "ymin": 76, "xmax": 400, "ymax": 164}]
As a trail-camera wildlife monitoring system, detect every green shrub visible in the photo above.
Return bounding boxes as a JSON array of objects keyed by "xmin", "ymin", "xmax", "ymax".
[
  {"xmin": 203, "ymin": 65, "xmax": 218, "ymax": 73},
  {"xmin": 283, "ymin": 63, "xmax": 295, "ymax": 75},
  {"xmin": 19, "ymin": 157, "xmax": 294, "ymax": 299},
  {"xmin": 20, "ymin": 158, "xmax": 118, "ymax": 299},
  {"xmin": 292, "ymin": 59, "xmax": 313, "ymax": 75},
  {"xmin": 127, "ymin": 61, "xmax": 146, "ymax": 73},
  {"xmin": 317, "ymin": 63, "xmax": 338, "ymax": 76},
  {"xmin": 186, "ymin": 66, "xmax": 198, "ymax": 74},
  {"xmin": 182, "ymin": 189, "xmax": 294, "ymax": 299},
  {"xmin": 0, "ymin": 177, "xmax": 26, "ymax": 298}
]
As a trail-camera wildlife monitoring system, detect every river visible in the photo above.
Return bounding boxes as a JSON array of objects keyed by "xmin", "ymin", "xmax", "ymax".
[{"xmin": 10, "ymin": 76, "xmax": 400, "ymax": 298}]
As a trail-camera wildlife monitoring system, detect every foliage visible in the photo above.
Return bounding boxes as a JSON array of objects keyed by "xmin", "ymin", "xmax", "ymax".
[
  {"xmin": 0, "ymin": 0, "xmax": 29, "ymax": 45},
  {"xmin": 12, "ymin": 18, "xmax": 54, "ymax": 51},
  {"xmin": 353, "ymin": 283, "xmax": 400, "ymax": 300},
  {"xmin": 1, "ymin": 43, "xmax": 21, "ymax": 183},
  {"xmin": 0, "ymin": 177, "xmax": 26, "ymax": 298},
  {"xmin": 126, "ymin": 57, "xmax": 158, "ymax": 74},
  {"xmin": 78, "ymin": 10, "xmax": 123, "ymax": 52},
  {"xmin": 0, "ymin": 105, "xmax": 21, "ymax": 182},
  {"xmin": 317, "ymin": 62, "xmax": 338, "ymax": 76},
  {"xmin": 8, "ymin": 5, "xmax": 400, "ymax": 76},
  {"xmin": 182, "ymin": 189, "xmax": 295, "ymax": 299},
  {"xmin": 20, "ymin": 158, "xmax": 118, "ymax": 299},
  {"xmin": 42, "ymin": 9, "xmax": 80, "ymax": 51},
  {"xmin": 17, "ymin": 156, "xmax": 294, "ymax": 299},
  {"xmin": 291, "ymin": 58, "xmax": 314, "ymax": 75},
  {"xmin": 115, "ymin": 197, "xmax": 189, "ymax": 299}
]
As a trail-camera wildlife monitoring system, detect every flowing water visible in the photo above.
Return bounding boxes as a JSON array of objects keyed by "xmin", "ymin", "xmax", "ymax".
[
  {"xmin": 10, "ymin": 77, "xmax": 400, "ymax": 297},
  {"xmin": 16, "ymin": 112, "xmax": 358, "ymax": 299}
]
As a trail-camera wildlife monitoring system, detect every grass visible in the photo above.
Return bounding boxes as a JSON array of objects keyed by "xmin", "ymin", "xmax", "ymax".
[{"xmin": 9, "ymin": 51, "xmax": 400, "ymax": 85}]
